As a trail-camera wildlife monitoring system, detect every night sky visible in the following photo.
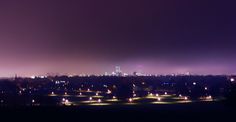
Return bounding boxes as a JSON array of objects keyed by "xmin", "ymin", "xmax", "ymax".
[{"xmin": 0, "ymin": 0, "xmax": 236, "ymax": 77}]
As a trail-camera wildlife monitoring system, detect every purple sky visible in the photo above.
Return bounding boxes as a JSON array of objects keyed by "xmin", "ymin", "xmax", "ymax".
[{"xmin": 0, "ymin": 0, "xmax": 236, "ymax": 77}]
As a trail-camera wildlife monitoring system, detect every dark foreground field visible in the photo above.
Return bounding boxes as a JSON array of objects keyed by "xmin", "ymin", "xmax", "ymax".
[{"xmin": 0, "ymin": 101, "xmax": 235, "ymax": 122}]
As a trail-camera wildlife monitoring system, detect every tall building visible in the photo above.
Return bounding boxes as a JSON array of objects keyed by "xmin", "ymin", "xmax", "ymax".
[{"xmin": 115, "ymin": 66, "xmax": 122, "ymax": 76}]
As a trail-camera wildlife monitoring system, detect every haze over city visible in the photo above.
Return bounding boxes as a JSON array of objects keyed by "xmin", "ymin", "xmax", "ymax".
[
  {"xmin": 1, "ymin": 1, "xmax": 236, "ymax": 122},
  {"xmin": 0, "ymin": 0, "xmax": 235, "ymax": 77}
]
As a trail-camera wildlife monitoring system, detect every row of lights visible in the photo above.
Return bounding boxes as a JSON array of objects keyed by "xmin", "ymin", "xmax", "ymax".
[
  {"xmin": 88, "ymin": 95, "xmax": 117, "ymax": 103},
  {"xmin": 51, "ymin": 90, "xmax": 105, "ymax": 96},
  {"xmin": 57, "ymin": 90, "xmax": 191, "ymax": 105},
  {"xmin": 148, "ymin": 92, "xmax": 167, "ymax": 96}
]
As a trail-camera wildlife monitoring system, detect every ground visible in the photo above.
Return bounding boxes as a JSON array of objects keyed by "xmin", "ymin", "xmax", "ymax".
[{"xmin": 0, "ymin": 101, "xmax": 235, "ymax": 122}]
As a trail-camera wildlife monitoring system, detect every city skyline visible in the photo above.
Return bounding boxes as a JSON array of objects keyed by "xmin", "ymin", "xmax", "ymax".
[{"xmin": 4, "ymin": 65, "xmax": 236, "ymax": 78}]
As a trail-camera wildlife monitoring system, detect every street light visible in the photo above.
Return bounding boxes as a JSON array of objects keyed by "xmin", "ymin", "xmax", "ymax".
[
  {"xmin": 128, "ymin": 98, "xmax": 133, "ymax": 102},
  {"xmin": 98, "ymin": 99, "xmax": 101, "ymax": 103},
  {"xmin": 230, "ymin": 78, "xmax": 235, "ymax": 82}
]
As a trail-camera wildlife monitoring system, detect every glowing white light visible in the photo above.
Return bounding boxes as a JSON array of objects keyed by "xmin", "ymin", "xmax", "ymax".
[
  {"xmin": 64, "ymin": 92, "xmax": 67, "ymax": 95},
  {"xmin": 87, "ymin": 89, "xmax": 90, "ymax": 92},
  {"xmin": 51, "ymin": 92, "xmax": 54, "ymax": 95},
  {"xmin": 230, "ymin": 78, "xmax": 235, "ymax": 82},
  {"xmin": 65, "ymin": 99, "xmax": 69, "ymax": 103},
  {"xmin": 62, "ymin": 98, "xmax": 66, "ymax": 101},
  {"xmin": 98, "ymin": 99, "xmax": 101, "ymax": 103},
  {"xmin": 155, "ymin": 94, "xmax": 159, "ymax": 97},
  {"xmin": 32, "ymin": 99, "xmax": 35, "ymax": 103},
  {"xmin": 79, "ymin": 92, "xmax": 82, "ymax": 95},
  {"xmin": 164, "ymin": 92, "xmax": 167, "ymax": 95},
  {"xmin": 184, "ymin": 97, "xmax": 188, "ymax": 100},
  {"xmin": 157, "ymin": 97, "xmax": 161, "ymax": 101},
  {"xmin": 111, "ymin": 72, "xmax": 116, "ymax": 75},
  {"xmin": 124, "ymin": 73, "xmax": 128, "ymax": 76},
  {"xmin": 112, "ymin": 96, "xmax": 116, "ymax": 99},
  {"xmin": 149, "ymin": 93, "xmax": 153, "ymax": 96},
  {"xmin": 133, "ymin": 94, "xmax": 136, "ymax": 97},
  {"xmin": 179, "ymin": 94, "xmax": 182, "ymax": 97},
  {"xmin": 204, "ymin": 87, "xmax": 208, "ymax": 90},
  {"xmin": 207, "ymin": 95, "xmax": 212, "ymax": 99},
  {"xmin": 128, "ymin": 98, "xmax": 133, "ymax": 102},
  {"xmin": 30, "ymin": 76, "xmax": 36, "ymax": 79},
  {"xmin": 193, "ymin": 82, "xmax": 196, "ymax": 85},
  {"xmin": 89, "ymin": 97, "xmax": 93, "ymax": 100},
  {"xmin": 96, "ymin": 92, "xmax": 99, "ymax": 96},
  {"xmin": 107, "ymin": 89, "xmax": 112, "ymax": 94}
]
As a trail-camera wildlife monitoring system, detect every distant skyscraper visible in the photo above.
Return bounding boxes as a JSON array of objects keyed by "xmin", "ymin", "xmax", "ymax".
[
  {"xmin": 115, "ymin": 66, "xmax": 122, "ymax": 76},
  {"xmin": 115, "ymin": 66, "xmax": 121, "ymax": 73}
]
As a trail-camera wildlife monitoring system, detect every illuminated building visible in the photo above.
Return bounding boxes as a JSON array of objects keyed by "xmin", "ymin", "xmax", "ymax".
[{"xmin": 115, "ymin": 66, "xmax": 122, "ymax": 76}]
